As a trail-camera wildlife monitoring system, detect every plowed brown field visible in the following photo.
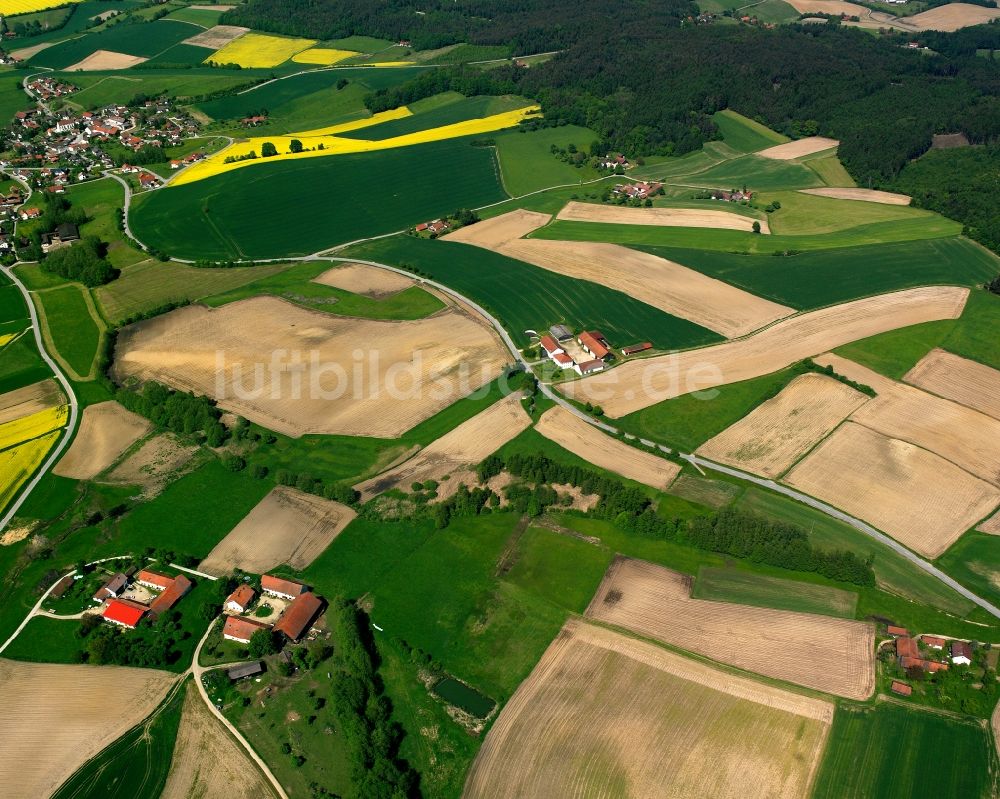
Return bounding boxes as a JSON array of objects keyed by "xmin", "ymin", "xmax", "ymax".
[
  {"xmin": 584, "ymin": 558, "xmax": 875, "ymax": 699},
  {"xmin": 563, "ymin": 286, "xmax": 969, "ymax": 416},
  {"xmin": 979, "ymin": 510, "xmax": 1000, "ymax": 535},
  {"xmin": 535, "ymin": 405, "xmax": 680, "ymax": 489},
  {"xmin": 463, "ymin": 619, "xmax": 833, "ymax": 799},
  {"xmin": 785, "ymin": 422, "xmax": 1000, "ymax": 557},
  {"xmin": 904, "ymin": 349, "xmax": 1000, "ymax": 421},
  {"xmin": 54, "ymin": 400, "xmax": 151, "ymax": 480},
  {"xmin": 111, "ymin": 297, "xmax": 508, "ymax": 438},
  {"xmin": 697, "ymin": 373, "xmax": 869, "ymax": 477}
]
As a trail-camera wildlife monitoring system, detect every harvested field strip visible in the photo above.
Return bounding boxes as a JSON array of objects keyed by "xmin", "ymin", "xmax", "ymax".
[
  {"xmin": 555, "ymin": 200, "xmax": 768, "ymax": 232},
  {"xmin": 65, "ymin": 50, "xmax": 148, "ymax": 71},
  {"xmin": 354, "ymin": 392, "xmax": 531, "ymax": 500},
  {"xmin": 0, "ymin": 659, "xmax": 177, "ymax": 799},
  {"xmin": 0, "ymin": 430, "xmax": 59, "ymax": 511},
  {"xmin": 534, "ymin": 406, "xmax": 680, "ymax": 490},
  {"xmin": 0, "ymin": 403, "xmax": 67, "ymax": 451},
  {"xmin": 979, "ymin": 510, "xmax": 1000, "ymax": 535},
  {"xmin": 785, "ymin": 422, "xmax": 1000, "ymax": 558},
  {"xmin": 816, "ymin": 353, "xmax": 1000, "ymax": 486},
  {"xmin": 901, "ymin": 3, "xmax": 1000, "ymax": 31},
  {"xmin": 312, "ymin": 263, "xmax": 414, "ymax": 297},
  {"xmin": 0, "ymin": 378, "xmax": 62, "ymax": 425},
  {"xmin": 666, "ymin": 474, "xmax": 739, "ymax": 508},
  {"xmin": 105, "ymin": 432, "xmax": 199, "ymax": 495},
  {"xmin": 584, "ymin": 557, "xmax": 876, "ymax": 699},
  {"xmin": 696, "ymin": 373, "xmax": 869, "ymax": 478},
  {"xmin": 692, "ymin": 566, "xmax": 859, "ymax": 618},
  {"xmin": 464, "ymin": 618, "xmax": 833, "ymax": 799},
  {"xmin": 198, "ymin": 485, "xmax": 357, "ymax": 575},
  {"xmin": 562, "ymin": 286, "xmax": 969, "ymax": 417},
  {"xmin": 112, "ymin": 297, "xmax": 509, "ymax": 439},
  {"xmin": 53, "ymin": 400, "xmax": 151, "ymax": 480},
  {"xmin": 904, "ymin": 348, "xmax": 1000, "ymax": 421},
  {"xmin": 800, "ymin": 187, "xmax": 911, "ymax": 205},
  {"xmin": 757, "ymin": 136, "xmax": 839, "ymax": 159}
]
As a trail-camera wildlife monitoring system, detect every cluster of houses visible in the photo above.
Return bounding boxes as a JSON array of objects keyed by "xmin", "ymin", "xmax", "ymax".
[
  {"xmin": 169, "ymin": 151, "xmax": 205, "ymax": 170},
  {"xmin": 599, "ymin": 153, "xmax": 631, "ymax": 171},
  {"xmin": 612, "ymin": 180, "xmax": 663, "ymax": 201},
  {"xmin": 26, "ymin": 76, "xmax": 77, "ymax": 103},
  {"xmin": 222, "ymin": 575, "xmax": 326, "ymax": 645},
  {"xmin": 94, "ymin": 568, "xmax": 194, "ymax": 629},
  {"xmin": 241, "ymin": 115, "xmax": 268, "ymax": 127},
  {"xmin": 710, "ymin": 188, "xmax": 753, "ymax": 202},
  {"xmin": 415, "ymin": 218, "xmax": 451, "ymax": 236},
  {"xmin": 540, "ymin": 325, "xmax": 610, "ymax": 376},
  {"xmin": 887, "ymin": 626, "xmax": 975, "ymax": 696}
]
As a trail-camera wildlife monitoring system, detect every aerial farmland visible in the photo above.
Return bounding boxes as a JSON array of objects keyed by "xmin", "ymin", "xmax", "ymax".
[{"xmin": 0, "ymin": 1, "xmax": 1000, "ymax": 797}]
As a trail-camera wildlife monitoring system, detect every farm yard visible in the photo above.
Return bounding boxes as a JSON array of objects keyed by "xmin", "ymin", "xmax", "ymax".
[
  {"xmin": 465, "ymin": 619, "xmax": 833, "ymax": 799},
  {"xmin": 585, "ymin": 557, "xmax": 876, "ymax": 699}
]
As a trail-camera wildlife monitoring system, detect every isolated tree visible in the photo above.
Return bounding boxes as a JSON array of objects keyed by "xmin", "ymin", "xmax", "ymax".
[
  {"xmin": 289, "ymin": 139, "xmax": 303, "ymax": 153},
  {"xmin": 261, "ymin": 141, "xmax": 278, "ymax": 157},
  {"xmin": 752, "ymin": 221, "xmax": 761, "ymax": 234}
]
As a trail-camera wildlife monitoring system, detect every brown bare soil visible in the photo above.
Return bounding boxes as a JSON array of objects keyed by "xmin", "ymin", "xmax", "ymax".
[
  {"xmin": 785, "ymin": 422, "xmax": 1000, "ymax": 558},
  {"xmin": 799, "ymin": 187, "xmax": 911, "ymax": 205},
  {"xmin": 816, "ymin": 353, "xmax": 1000, "ymax": 486},
  {"xmin": 932, "ymin": 133, "xmax": 971, "ymax": 149},
  {"xmin": 585, "ymin": 558, "xmax": 875, "ymax": 699},
  {"xmin": 757, "ymin": 136, "xmax": 840, "ymax": 160},
  {"xmin": 463, "ymin": 618, "xmax": 833, "ymax": 799},
  {"xmin": 556, "ymin": 200, "xmax": 768, "ymax": 232},
  {"xmin": 65, "ymin": 50, "xmax": 148, "ymax": 71},
  {"xmin": 312, "ymin": 263, "xmax": 415, "ymax": 297},
  {"xmin": 979, "ymin": 511, "xmax": 1000, "ymax": 535},
  {"xmin": 162, "ymin": 681, "xmax": 277, "ymax": 799},
  {"xmin": 902, "ymin": 3, "xmax": 1000, "ymax": 31},
  {"xmin": 111, "ymin": 297, "xmax": 508, "ymax": 438},
  {"xmin": 697, "ymin": 373, "xmax": 869, "ymax": 477},
  {"xmin": 104, "ymin": 432, "xmax": 199, "ymax": 495},
  {"xmin": 0, "ymin": 659, "xmax": 177, "ymax": 799},
  {"xmin": 0, "ymin": 379, "xmax": 62, "ymax": 425},
  {"xmin": 183, "ymin": 24, "xmax": 250, "ymax": 49},
  {"xmin": 442, "ymin": 209, "xmax": 552, "ymax": 249},
  {"xmin": 199, "ymin": 485, "xmax": 356, "ymax": 575},
  {"xmin": 550, "ymin": 482, "xmax": 600, "ymax": 511},
  {"xmin": 535, "ymin": 406, "xmax": 680, "ymax": 490},
  {"xmin": 355, "ymin": 392, "xmax": 531, "ymax": 500},
  {"xmin": 563, "ymin": 286, "xmax": 969, "ymax": 416},
  {"xmin": 904, "ymin": 349, "xmax": 1000, "ymax": 422},
  {"xmin": 54, "ymin": 400, "xmax": 152, "ymax": 480}
]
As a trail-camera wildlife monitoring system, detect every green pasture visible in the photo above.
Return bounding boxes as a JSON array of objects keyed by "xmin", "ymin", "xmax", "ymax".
[
  {"xmin": 0, "ymin": 334, "xmax": 50, "ymax": 394},
  {"xmin": 31, "ymin": 19, "xmax": 199, "ymax": 68},
  {"xmin": 200, "ymin": 260, "xmax": 445, "ymax": 320},
  {"xmin": 165, "ymin": 5, "xmax": 224, "ymax": 26},
  {"xmin": 64, "ymin": 70, "xmax": 252, "ymax": 109},
  {"xmin": 3, "ymin": 1, "xmax": 143, "ymax": 49},
  {"xmin": 698, "ymin": 0, "xmax": 799, "ymax": 23},
  {"xmin": 429, "ymin": 43, "xmax": 512, "ymax": 63},
  {"xmin": 130, "ymin": 139, "xmax": 509, "ymax": 260},
  {"xmin": 937, "ymin": 532, "xmax": 1000, "ymax": 607},
  {"xmin": 804, "ymin": 154, "xmax": 856, "ymax": 186},
  {"xmin": 763, "ymin": 190, "xmax": 933, "ymax": 235},
  {"xmin": 641, "ymin": 237, "xmax": 996, "ymax": 310},
  {"xmin": 712, "ymin": 109, "xmax": 788, "ymax": 153},
  {"xmin": 327, "ymin": 35, "xmax": 396, "ymax": 52},
  {"xmin": 692, "ymin": 565, "xmax": 858, "ymax": 617},
  {"xmin": 144, "ymin": 42, "xmax": 215, "ymax": 66},
  {"xmin": 680, "ymin": 152, "xmax": 824, "ymax": 190},
  {"xmin": 836, "ymin": 289, "xmax": 1000, "ymax": 376},
  {"xmin": 0, "ymin": 70, "xmax": 34, "ymax": 126},
  {"xmin": 812, "ymin": 702, "xmax": 997, "ymax": 799},
  {"xmin": 67, "ymin": 177, "xmax": 147, "ymax": 269},
  {"xmin": 35, "ymin": 285, "xmax": 102, "ymax": 378},
  {"xmin": 346, "ymin": 235, "xmax": 722, "ymax": 349},
  {"xmin": 494, "ymin": 125, "xmax": 602, "ymax": 195},
  {"xmin": 338, "ymin": 94, "xmax": 531, "ymax": 141}
]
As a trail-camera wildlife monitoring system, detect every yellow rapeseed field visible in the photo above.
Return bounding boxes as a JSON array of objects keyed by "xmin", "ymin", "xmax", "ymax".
[
  {"xmin": 205, "ymin": 32, "xmax": 317, "ymax": 68},
  {"xmin": 0, "ymin": 332, "xmax": 18, "ymax": 349},
  {"xmin": 171, "ymin": 104, "xmax": 541, "ymax": 185},
  {"xmin": 0, "ymin": 405, "xmax": 68, "ymax": 453},
  {"xmin": 0, "ymin": 430, "xmax": 60, "ymax": 511},
  {"xmin": 290, "ymin": 48, "xmax": 358, "ymax": 65},
  {"xmin": 0, "ymin": 0, "xmax": 80, "ymax": 14}
]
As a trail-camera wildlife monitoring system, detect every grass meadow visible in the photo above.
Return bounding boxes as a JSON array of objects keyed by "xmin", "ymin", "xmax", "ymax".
[
  {"xmin": 348, "ymin": 235, "xmax": 722, "ymax": 349},
  {"xmin": 494, "ymin": 124, "xmax": 602, "ymax": 195},
  {"xmin": 30, "ymin": 18, "xmax": 198, "ymax": 68},
  {"xmin": 0, "ymin": 70, "xmax": 35, "ymax": 127},
  {"xmin": 937, "ymin": 532, "xmax": 1000, "ymax": 607},
  {"xmin": 131, "ymin": 139, "xmax": 509, "ymax": 260},
  {"xmin": 35, "ymin": 285, "xmax": 102, "ymax": 378},
  {"xmin": 692, "ymin": 565, "xmax": 859, "ymax": 617},
  {"xmin": 64, "ymin": 69, "xmax": 252, "ymax": 109},
  {"xmin": 66, "ymin": 177, "xmax": 148, "ymax": 269},
  {"xmin": 711, "ymin": 109, "xmax": 788, "ymax": 153}
]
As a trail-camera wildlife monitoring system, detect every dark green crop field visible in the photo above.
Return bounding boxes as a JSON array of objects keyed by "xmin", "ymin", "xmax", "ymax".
[
  {"xmin": 30, "ymin": 19, "xmax": 198, "ymax": 68},
  {"xmin": 812, "ymin": 703, "xmax": 997, "ymax": 799},
  {"xmin": 639, "ymin": 237, "xmax": 997, "ymax": 310},
  {"xmin": 347, "ymin": 235, "xmax": 722, "ymax": 349},
  {"xmin": 130, "ymin": 139, "xmax": 509, "ymax": 260},
  {"xmin": 338, "ymin": 95, "xmax": 527, "ymax": 140}
]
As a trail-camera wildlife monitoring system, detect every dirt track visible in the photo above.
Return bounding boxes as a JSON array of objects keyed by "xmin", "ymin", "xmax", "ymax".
[
  {"xmin": 562, "ymin": 286, "xmax": 969, "ymax": 417},
  {"xmin": 904, "ymin": 349, "xmax": 1000, "ymax": 421},
  {"xmin": 757, "ymin": 137, "xmax": 840, "ymax": 160},
  {"xmin": 464, "ymin": 618, "xmax": 832, "ymax": 799},
  {"xmin": 54, "ymin": 400, "xmax": 151, "ymax": 480},
  {"xmin": 556, "ymin": 200, "xmax": 768, "ymax": 232},
  {"xmin": 800, "ymin": 188, "xmax": 911, "ymax": 205},
  {"xmin": 585, "ymin": 558, "xmax": 875, "ymax": 699},
  {"xmin": 535, "ymin": 405, "xmax": 680, "ymax": 489}
]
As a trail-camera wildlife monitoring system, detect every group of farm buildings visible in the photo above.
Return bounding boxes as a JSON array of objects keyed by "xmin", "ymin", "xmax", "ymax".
[
  {"xmin": 886, "ymin": 626, "xmax": 976, "ymax": 697},
  {"xmin": 222, "ymin": 575, "xmax": 325, "ymax": 644},
  {"xmin": 540, "ymin": 325, "xmax": 651, "ymax": 376}
]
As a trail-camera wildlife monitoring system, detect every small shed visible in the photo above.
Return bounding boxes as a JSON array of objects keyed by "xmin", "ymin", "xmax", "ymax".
[{"xmin": 227, "ymin": 661, "xmax": 265, "ymax": 681}]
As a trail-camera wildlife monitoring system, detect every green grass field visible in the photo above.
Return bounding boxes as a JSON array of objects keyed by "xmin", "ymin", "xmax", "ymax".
[
  {"xmin": 130, "ymin": 139, "xmax": 510, "ymax": 260},
  {"xmin": 0, "ymin": 70, "xmax": 34, "ymax": 127},
  {"xmin": 937, "ymin": 532, "xmax": 1000, "ymax": 607},
  {"xmin": 201, "ymin": 260, "xmax": 445, "ymax": 320},
  {"xmin": 812, "ymin": 702, "xmax": 997, "ymax": 799},
  {"xmin": 144, "ymin": 42, "xmax": 216, "ymax": 66},
  {"xmin": 494, "ymin": 125, "xmax": 602, "ymax": 195},
  {"xmin": 763, "ymin": 190, "xmax": 934, "ymax": 235},
  {"xmin": 4, "ymin": 1, "xmax": 143, "ymax": 49},
  {"xmin": 681, "ymin": 152, "xmax": 824, "ymax": 190},
  {"xmin": 35, "ymin": 285, "xmax": 102, "ymax": 378},
  {"xmin": 346, "ymin": 234, "xmax": 722, "ymax": 349},
  {"xmin": 0, "ymin": 333, "xmax": 50, "ymax": 394},
  {"xmin": 698, "ymin": 0, "xmax": 799, "ymax": 23},
  {"xmin": 691, "ymin": 565, "xmax": 858, "ymax": 617},
  {"xmin": 339, "ymin": 94, "xmax": 530, "ymax": 141},
  {"xmin": 64, "ymin": 69, "xmax": 251, "ymax": 110},
  {"xmin": 429, "ymin": 43, "xmax": 512, "ymax": 63},
  {"xmin": 639, "ymin": 237, "xmax": 997, "ymax": 310},
  {"xmin": 165, "ymin": 5, "xmax": 224, "ymax": 26},
  {"xmin": 836, "ymin": 289, "xmax": 1000, "ymax": 376},
  {"xmin": 66, "ymin": 177, "xmax": 147, "ymax": 269},
  {"xmin": 804, "ymin": 153, "xmax": 857, "ymax": 187},
  {"xmin": 31, "ymin": 19, "xmax": 199, "ymax": 68},
  {"xmin": 711, "ymin": 109, "xmax": 788, "ymax": 153}
]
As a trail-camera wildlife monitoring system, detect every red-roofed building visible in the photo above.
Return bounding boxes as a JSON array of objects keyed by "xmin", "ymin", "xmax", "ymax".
[
  {"xmin": 578, "ymin": 331, "xmax": 610, "ymax": 360},
  {"xmin": 951, "ymin": 641, "xmax": 973, "ymax": 666},
  {"xmin": 923, "ymin": 635, "xmax": 946, "ymax": 650},
  {"xmin": 137, "ymin": 570, "xmax": 173, "ymax": 591},
  {"xmin": 261, "ymin": 575, "xmax": 308, "ymax": 600},
  {"xmin": 103, "ymin": 598, "xmax": 147, "ymax": 629},
  {"xmin": 576, "ymin": 359, "xmax": 606, "ymax": 376},
  {"xmin": 551, "ymin": 351, "xmax": 574, "ymax": 369},
  {"xmin": 886, "ymin": 625, "xmax": 908, "ymax": 637},
  {"xmin": 138, "ymin": 172, "xmax": 159, "ymax": 189},
  {"xmin": 900, "ymin": 655, "xmax": 948, "ymax": 673},
  {"xmin": 896, "ymin": 637, "xmax": 919, "ymax": 659},
  {"xmin": 539, "ymin": 335, "xmax": 562, "ymax": 357},
  {"xmin": 223, "ymin": 615, "xmax": 271, "ymax": 644},
  {"xmin": 622, "ymin": 342, "xmax": 652, "ymax": 356},
  {"xmin": 274, "ymin": 592, "xmax": 324, "ymax": 641},
  {"xmin": 225, "ymin": 584, "xmax": 257, "ymax": 614},
  {"xmin": 149, "ymin": 574, "xmax": 192, "ymax": 615},
  {"xmin": 890, "ymin": 680, "xmax": 912, "ymax": 696}
]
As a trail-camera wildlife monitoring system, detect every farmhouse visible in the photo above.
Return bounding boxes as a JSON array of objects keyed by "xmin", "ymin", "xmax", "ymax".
[
  {"xmin": 103, "ymin": 598, "xmax": 147, "ymax": 629},
  {"xmin": 274, "ymin": 592, "xmax": 324, "ymax": 641},
  {"xmin": 613, "ymin": 180, "xmax": 662, "ymax": 199},
  {"xmin": 711, "ymin": 189, "xmax": 753, "ymax": 202},
  {"xmin": 92, "ymin": 573, "xmax": 128, "ymax": 603},
  {"xmin": 890, "ymin": 680, "xmax": 912, "ymax": 696},
  {"xmin": 600, "ymin": 153, "xmax": 630, "ymax": 169},
  {"xmin": 149, "ymin": 574, "xmax": 192, "ymax": 615},
  {"xmin": 416, "ymin": 219, "xmax": 450, "ymax": 235},
  {"xmin": 225, "ymin": 584, "xmax": 257, "ymax": 614},
  {"xmin": 551, "ymin": 351, "xmax": 575, "ymax": 370},
  {"xmin": 136, "ymin": 569, "xmax": 173, "ymax": 591},
  {"xmin": 261, "ymin": 574, "xmax": 309, "ymax": 600},
  {"xmin": 901, "ymin": 655, "xmax": 949, "ymax": 673},
  {"xmin": 923, "ymin": 636, "xmax": 946, "ymax": 650},
  {"xmin": 227, "ymin": 661, "xmax": 264, "ymax": 681},
  {"xmin": 887, "ymin": 625, "xmax": 908, "ymax": 637},
  {"xmin": 223, "ymin": 615, "xmax": 271, "ymax": 644},
  {"xmin": 539, "ymin": 335, "xmax": 563, "ymax": 357},
  {"xmin": 578, "ymin": 331, "xmax": 611, "ymax": 360},
  {"xmin": 50, "ymin": 575, "xmax": 74, "ymax": 599},
  {"xmin": 137, "ymin": 172, "xmax": 160, "ymax": 189},
  {"xmin": 896, "ymin": 637, "xmax": 919, "ymax": 659},
  {"xmin": 951, "ymin": 641, "xmax": 973, "ymax": 666}
]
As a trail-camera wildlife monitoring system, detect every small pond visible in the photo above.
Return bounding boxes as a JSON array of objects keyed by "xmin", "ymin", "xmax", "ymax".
[{"xmin": 432, "ymin": 677, "xmax": 496, "ymax": 719}]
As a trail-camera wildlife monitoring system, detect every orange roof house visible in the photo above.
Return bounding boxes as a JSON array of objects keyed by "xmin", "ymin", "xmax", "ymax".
[
  {"xmin": 137, "ymin": 570, "xmax": 173, "ymax": 590},
  {"xmin": 896, "ymin": 637, "xmax": 919, "ymax": 659},
  {"xmin": 922, "ymin": 635, "xmax": 946, "ymax": 650},
  {"xmin": 103, "ymin": 598, "xmax": 147, "ymax": 629},
  {"xmin": 225, "ymin": 584, "xmax": 257, "ymax": 614},
  {"xmin": 149, "ymin": 574, "xmax": 192, "ymax": 615},
  {"xmin": 886, "ymin": 625, "xmax": 908, "ymax": 637},
  {"xmin": 578, "ymin": 331, "xmax": 610, "ymax": 360},
  {"xmin": 274, "ymin": 592, "xmax": 324, "ymax": 641},
  {"xmin": 223, "ymin": 615, "xmax": 271, "ymax": 644},
  {"xmin": 261, "ymin": 575, "xmax": 309, "ymax": 600},
  {"xmin": 890, "ymin": 680, "xmax": 912, "ymax": 696}
]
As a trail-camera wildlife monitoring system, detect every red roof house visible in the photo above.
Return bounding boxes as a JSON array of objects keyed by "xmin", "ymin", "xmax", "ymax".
[
  {"xmin": 149, "ymin": 574, "xmax": 192, "ymax": 615},
  {"xmin": 890, "ymin": 680, "xmax": 912, "ymax": 696},
  {"xmin": 137, "ymin": 570, "xmax": 173, "ymax": 590},
  {"xmin": 551, "ymin": 351, "xmax": 574, "ymax": 368},
  {"xmin": 274, "ymin": 592, "xmax": 324, "ymax": 641},
  {"xmin": 951, "ymin": 641, "xmax": 973, "ymax": 665},
  {"xmin": 225, "ymin": 584, "xmax": 257, "ymax": 614},
  {"xmin": 223, "ymin": 615, "xmax": 271, "ymax": 644},
  {"xmin": 261, "ymin": 575, "xmax": 309, "ymax": 600},
  {"xmin": 539, "ymin": 335, "xmax": 562, "ymax": 356},
  {"xmin": 578, "ymin": 331, "xmax": 610, "ymax": 360},
  {"xmin": 896, "ymin": 637, "xmax": 919, "ymax": 659},
  {"xmin": 886, "ymin": 625, "xmax": 908, "ymax": 637},
  {"xmin": 923, "ymin": 635, "xmax": 946, "ymax": 650},
  {"xmin": 103, "ymin": 598, "xmax": 147, "ymax": 629},
  {"xmin": 622, "ymin": 342, "xmax": 652, "ymax": 356}
]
